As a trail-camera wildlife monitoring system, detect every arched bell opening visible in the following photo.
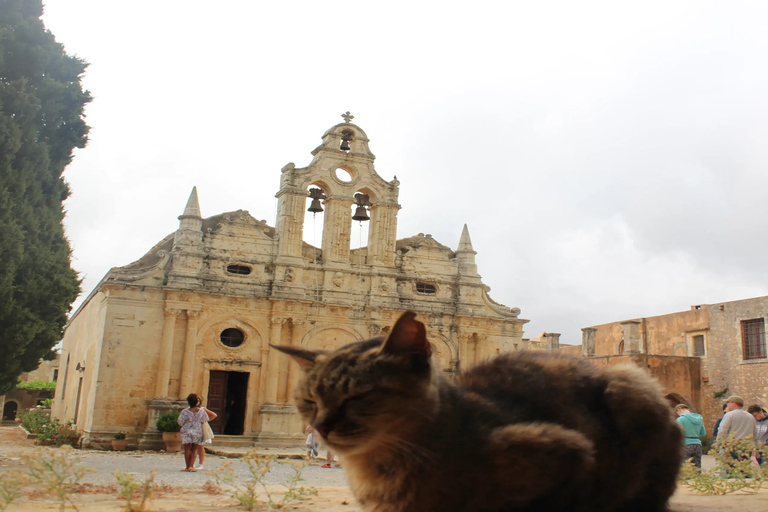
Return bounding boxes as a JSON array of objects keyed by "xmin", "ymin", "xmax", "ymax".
[
  {"xmin": 350, "ymin": 189, "xmax": 374, "ymax": 251},
  {"xmin": 303, "ymin": 184, "xmax": 327, "ymax": 255}
]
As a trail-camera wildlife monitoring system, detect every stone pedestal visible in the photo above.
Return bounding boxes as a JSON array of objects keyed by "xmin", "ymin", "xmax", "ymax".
[
  {"xmin": 139, "ymin": 398, "xmax": 185, "ymax": 451},
  {"xmin": 256, "ymin": 404, "xmax": 304, "ymax": 447}
]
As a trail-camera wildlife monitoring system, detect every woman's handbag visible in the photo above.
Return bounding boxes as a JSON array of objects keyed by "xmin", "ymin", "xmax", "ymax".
[{"xmin": 202, "ymin": 421, "xmax": 214, "ymax": 444}]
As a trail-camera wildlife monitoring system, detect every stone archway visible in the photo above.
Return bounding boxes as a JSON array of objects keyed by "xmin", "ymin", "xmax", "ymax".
[
  {"xmin": 2, "ymin": 401, "xmax": 18, "ymax": 421},
  {"xmin": 665, "ymin": 392, "xmax": 695, "ymax": 412}
]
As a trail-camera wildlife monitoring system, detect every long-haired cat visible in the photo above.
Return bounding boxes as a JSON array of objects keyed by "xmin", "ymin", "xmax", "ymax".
[{"xmin": 275, "ymin": 311, "xmax": 682, "ymax": 512}]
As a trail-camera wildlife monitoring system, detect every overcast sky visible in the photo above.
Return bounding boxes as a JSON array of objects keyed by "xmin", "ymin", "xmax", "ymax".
[{"xmin": 42, "ymin": 1, "xmax": 768, "ymax": 345}]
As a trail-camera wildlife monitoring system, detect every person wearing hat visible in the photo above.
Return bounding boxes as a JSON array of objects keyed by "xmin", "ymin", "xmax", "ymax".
[
  {"xmin": 675, "ymin": 404, "xmax": 706, "ymax": 468},
  {"xmin": 716, "ymin": 395, "xmax": 757, "ymax": 461}
]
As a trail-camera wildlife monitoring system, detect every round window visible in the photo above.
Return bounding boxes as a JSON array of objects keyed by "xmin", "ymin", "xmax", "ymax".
[{"xmin": 220, "ymin": 328, "xmax": 244, "ymax": 348}]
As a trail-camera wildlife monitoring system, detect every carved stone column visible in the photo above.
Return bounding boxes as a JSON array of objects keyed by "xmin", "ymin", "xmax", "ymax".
[
  {"xmin": 264, "ymin": 318, "xmax": 284, "ymax": 404},
  {"xmin": 275, "ymin": 187, "xmax": 307, "ymax": 258},
  {"xmin": 179, "ymin": 310, "xmax": 200, "ymax": 396},
  {"xmin": 621, "ymin": 320, "xmax": 642, "ymax": 354},
  {"xmin": 322, "ymin": 196, "xmax": 353, "ymax": 262},
  {"xmin": 581, "ymin": 328, "xmax": 597, "ymax": 357},
  {"xmin": 367, "ymin": 203, "xmax": 399, "ymax": 265},
  {"xmin": 155, "ymin": 308, "xmax": 180, "ymax": 397},
  {"xmin": 279, "ymin": 320, "xmax": 303, "ymax": 404},
  {"xmin": 543, "ymin": 333, "xmax": 561, "ymax": 351}
]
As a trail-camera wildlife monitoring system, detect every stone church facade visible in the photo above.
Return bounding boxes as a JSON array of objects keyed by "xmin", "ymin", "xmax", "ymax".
[{"xmin": 53, "ymin": 116, "xmax": 528, "ymax": 449}]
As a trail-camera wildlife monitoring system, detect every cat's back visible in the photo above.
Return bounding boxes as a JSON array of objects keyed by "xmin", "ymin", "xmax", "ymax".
[{"xmin": 452, "ymin": 350, "xmax": 682, "ymax": 512}]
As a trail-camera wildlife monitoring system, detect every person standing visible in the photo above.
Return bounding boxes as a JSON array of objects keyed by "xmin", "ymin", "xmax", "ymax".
[
  {"xmin": 747, "ymin": 404, "xmax": 768, "ymax": 464},
  {"xmin": 713, "ymin": 403, "xmax": 728, "ymax": 438},
  {"xmin": 177, "ymin": 393, "xmax": 211, "ymax": 472},
  {"xmin": 717, "ymin": 395, "xmax": 757, "ymax": 462},
  {"xmin": 675, "ymin": 404, "xmax": 706, "ymax": 468},
  {"xmin": 195, "ymin": 397, "xmax": 217, "ymax": 470}
]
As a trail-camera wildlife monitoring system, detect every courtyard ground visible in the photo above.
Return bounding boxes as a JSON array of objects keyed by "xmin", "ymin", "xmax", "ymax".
[{"xmin": 0, "ymin": 425, "xmax": 765, "ymax": 511}]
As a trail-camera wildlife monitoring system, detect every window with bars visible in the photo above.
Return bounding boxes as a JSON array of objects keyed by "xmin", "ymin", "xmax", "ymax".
[
  {"xmin": 416, "ymin": 282, "xmax": 437, "ymax": 294},
  {"xmin": 692, "ymin": 335, "xmax": 705, "ymax": 357},
  {"xmin": 226, "ymin": 264, "xmax": 252, "ymax": 275},
  {"xmin": 741, "ymin": 318, "xmax": 767, "ymax": 360}
]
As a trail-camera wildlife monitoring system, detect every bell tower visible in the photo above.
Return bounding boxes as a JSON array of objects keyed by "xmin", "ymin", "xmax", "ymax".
[{"xmin": 274, "ymin": 113, "xmax": 400, "ymax": 267}]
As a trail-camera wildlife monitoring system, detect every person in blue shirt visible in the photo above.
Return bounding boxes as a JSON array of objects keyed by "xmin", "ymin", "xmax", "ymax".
[{"xmin": 675, "ymin": 404, "xmax": 706, "ymax": 468}]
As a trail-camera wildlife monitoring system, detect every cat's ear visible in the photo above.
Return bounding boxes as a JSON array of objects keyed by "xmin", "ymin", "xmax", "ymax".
[
  {"xmin": 271, "ymin": 345, "xmax": 324, "ymax": 369},
  {"xmin": 381, "ymin": 311, "xmax": 432, "ymax": 358}
]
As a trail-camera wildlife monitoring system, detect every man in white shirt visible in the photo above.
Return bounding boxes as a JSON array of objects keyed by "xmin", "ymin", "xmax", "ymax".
[{"xmin": 717, "ymin": 395, "xmax": 758, "ymax": 463}]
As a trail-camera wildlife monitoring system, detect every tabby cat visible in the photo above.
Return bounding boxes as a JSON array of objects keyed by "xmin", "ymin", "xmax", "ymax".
[{"xmin": 275, "ymin": 311, "xmax": 682, "ymax": 512}]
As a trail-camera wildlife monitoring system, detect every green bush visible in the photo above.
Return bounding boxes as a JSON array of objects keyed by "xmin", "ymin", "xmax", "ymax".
[
  {"xmin": 155, "ymin": 412, "xmax": 180, "ymax": 432},
  {"xmin": 18, "ymin": 408, "xmax": 50, "ymax": 434},
  {"xmin": 113, "ymin": 431, "xmax": 127, "ymax": 440},
  {"xmin": 700, "ymin": 434, "xmax": 715, "ymax": 454},
  {"xmin": 16, "ymin": 380, "xmax": 56, "ymax": 391}
]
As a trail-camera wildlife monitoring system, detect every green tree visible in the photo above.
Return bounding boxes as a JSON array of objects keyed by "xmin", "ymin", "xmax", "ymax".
[{"xmin": 0, "ymin": 0, "xmax": 89, "ymax": 394}]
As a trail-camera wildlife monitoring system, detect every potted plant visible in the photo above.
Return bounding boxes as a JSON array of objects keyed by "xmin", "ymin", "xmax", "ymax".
[
  {"xmin": 112, "ymin": 431, "xmax": 128, "ymax": 451},
  {"xmin": 156, "ymin": 411, "xmax": 181, "ymax": 452}
]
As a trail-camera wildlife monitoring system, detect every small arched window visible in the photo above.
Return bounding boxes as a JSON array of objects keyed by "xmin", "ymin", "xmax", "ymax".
[
  {"xmin": 220, "ymin": 328, "xmax": 245, "ymax": 348},
  {"xmin": 226, "ymin": 264, "xmax": 252, "ymax": 275},
  {"xmin": 416, "ymin": 283, "xmax": 437, "ymax": 295}
]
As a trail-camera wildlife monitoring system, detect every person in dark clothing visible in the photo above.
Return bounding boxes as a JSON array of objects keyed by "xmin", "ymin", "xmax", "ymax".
[{"xmin": 713, "ymin": 403, "xmax": 728, "ymax": 438}]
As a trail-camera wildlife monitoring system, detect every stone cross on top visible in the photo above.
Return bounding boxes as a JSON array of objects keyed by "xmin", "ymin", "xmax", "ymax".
[{"xmin": 342, "ymin": 111, "xmax": 354, "ymax": 123}]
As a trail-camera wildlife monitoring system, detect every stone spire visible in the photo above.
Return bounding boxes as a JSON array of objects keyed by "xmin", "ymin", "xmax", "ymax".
[
  {"xmin": 455, "ymin": 224, "xmax": 477, "ymax": 276},
  {"xmin": 456, "ymin": 224, "xmax": 476, "ymax": 254},
  {"xmin": 179, "ymin": 186, "xmax": 202, "ymax": 220}
]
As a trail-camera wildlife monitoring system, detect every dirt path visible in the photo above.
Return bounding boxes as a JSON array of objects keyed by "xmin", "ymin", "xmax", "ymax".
[{"xmin": 1, "ymin": 425, "xmax": 766, "ymax": 511}]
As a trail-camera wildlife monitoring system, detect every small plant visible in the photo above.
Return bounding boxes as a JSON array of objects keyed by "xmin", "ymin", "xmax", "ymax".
[
  {"xmin": 52, "ymin": 422, "xmax": 82, "ymax": 447},
  {"xmin": 18, "ymin": 408, "xmax": 50, "ymax": 434},
  {"xmin": 20, "ymin": 446, "xmax": 92, "ymax": 511},
  {"xmin": 114, "ymin": 469, "xmax": 156, "ymax": 512},
  {"xmin": 0, "ymin": 470, "xmax": 28, "ymax": 511},
  {"xmin": 679, "ymin": 433, "xmax": 768, "ymax": 495},
  {"xmin": 114, "ymin": 431, "xmax": 127, "ymax": 440},
  {"xmin": 155, "ymin": 411, "xmax": 180, "ymax": 432},
  {"xmin": 41, "ymin": 398, "xmax": 54, "ymax": 408},
  {"xmin": 211, "ymin": 450, "xmax": 316, "ymax": 510}
]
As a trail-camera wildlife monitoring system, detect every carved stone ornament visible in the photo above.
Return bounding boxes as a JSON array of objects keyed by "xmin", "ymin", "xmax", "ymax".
[
  {"xmin": 333, "ymin": 272, "xmax": 344, "ymax": 288},
  {"xmin": 284, "ymin": 268, "xmax": 294, "ymax": 283}
]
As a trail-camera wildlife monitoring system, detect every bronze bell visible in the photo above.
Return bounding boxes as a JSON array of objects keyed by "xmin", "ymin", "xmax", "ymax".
[
  {"xmin": 340, "ymin": 131, "xmax": 353, "ymax": 151},
  {"xmin": 307, "ymin": 187, "xmax": 326, "ymax": 213},
  {"xmin": 352, "ymin": 205, "xmax": 370, "ymax": 221}
]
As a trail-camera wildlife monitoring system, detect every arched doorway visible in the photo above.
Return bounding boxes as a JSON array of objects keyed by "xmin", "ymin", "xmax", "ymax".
[{"xmin": 3, "ymin": 401, "xmax": 18, "ymax": 421}]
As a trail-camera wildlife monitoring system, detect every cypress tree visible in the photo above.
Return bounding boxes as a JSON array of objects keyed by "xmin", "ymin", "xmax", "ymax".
[{"xmin": 0, "ymin": 0, "xmax": 90, "ymax": 394}]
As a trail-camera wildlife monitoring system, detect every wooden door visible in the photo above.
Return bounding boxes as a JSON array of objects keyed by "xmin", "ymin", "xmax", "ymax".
[{"xmin": 207, "ymin": 371, "xmax": 228, "ymax": 434}]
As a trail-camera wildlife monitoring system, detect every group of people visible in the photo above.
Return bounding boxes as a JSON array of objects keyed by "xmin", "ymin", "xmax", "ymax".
[
  {"xmin": 177, "ymin": 393, "xmax": 218, "ymax": 472},
  {"xmin": 675, "ymin": 394, "xmax": 768, "ymax": 468}
]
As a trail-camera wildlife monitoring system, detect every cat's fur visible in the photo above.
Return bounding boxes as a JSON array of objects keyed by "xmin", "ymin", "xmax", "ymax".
[{"xmin": 274, "ymin": 311, "xmax": 682, "ymax": 512}]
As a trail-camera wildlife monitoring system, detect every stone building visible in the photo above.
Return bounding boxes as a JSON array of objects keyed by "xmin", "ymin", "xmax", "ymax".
[
  {"xmin": 560, "ymin": 296, "xmax": 768, "ymax": 431},
  {"xmin": 52, "ymin": 115, "xmax": 528, "ymax": 449},
  {"xmin": 1, "ymin": 357, "xmax": 59, "ymax": 423}
]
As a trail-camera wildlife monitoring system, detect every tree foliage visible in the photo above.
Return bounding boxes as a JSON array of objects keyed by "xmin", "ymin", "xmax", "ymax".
[{"xmin": 0, "ymin": 0, "xmax": 89, "ymax": 394}]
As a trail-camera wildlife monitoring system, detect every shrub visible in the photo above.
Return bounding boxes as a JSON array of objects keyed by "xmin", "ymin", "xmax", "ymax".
[
  {"xmin": 700, "ymin": 434, "xmax": 715, "ymax": 454},
  {"xmin": 211, "ymin": 450, "xmax": 316, "ymax": 510},
  {"xmin": 16, "ymin": 380, "xmax": 57, "ymax": 391},
  {"xmin": 20, "ymin": 446, "xmax": 91, "ymax": 510},
  {"xmin": 52, "ymin": 422, "xmax": 81, "ymax": 447},
  {"xmin": 114, "ymin": 431, "xmax": 127, "ymax": 440},
  {"xmin": 679, "ymin": 433, "xmax": 768, "ymax": 495},
  {"xmin": 155, "ymin": 412, "xmax": 180, "ymax": 432},
  {"xmin": 40, "ymin": 398, "xmax": 53, "ymax": 408},
  {"xmin": 114, "ymin": 469, "xmax": 155, "ymax": 512},
  {"xmin": 18, "ymin": 408, "xmax": 50, "ymax": 434}
]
